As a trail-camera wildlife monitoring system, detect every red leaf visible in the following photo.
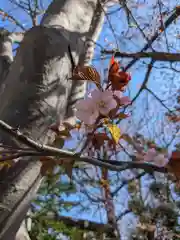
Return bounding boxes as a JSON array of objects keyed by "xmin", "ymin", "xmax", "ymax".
[
  {"xmin": 170, "ymin": 151, "xmax": 180, "ymax": 161},
  {"xmin": 92, "ymin": 133, "xmax": 110, "ymax": 150},
  {"xmin": 71, "ymin": 66, "xmax": 101, "ymax": 88},
  {"xmin": 40, "ymin": 157, "xmax": 56, "ymax": 176},
  {"xmin": 167, "ymin": 151, "xmax": 180, "ymax": 180},
  {"xmin": 108, "ymin": 56, "xmax": 131, "ymax": 91},
  {"xmin": 109, "ymin": 56, "xmax": 120, "ymax": 74}
]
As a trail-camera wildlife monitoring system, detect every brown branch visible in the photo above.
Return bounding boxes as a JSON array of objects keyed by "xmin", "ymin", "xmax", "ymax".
[
  {"xmin": 0, "ymin": 120, "xmax": 168, "ymax": 174},
  {"xmin": 124, "ymin": 6, "xmax": 180, "ymax": 71},
  {"xmin": 131, "ymin": 60, "xmax": 154, "ymax": 105},
  {"xmin": 0, "ymin": 8, "xmax": 26, "ymax": 31},
  {"xmin": 122, "ymin": 59, "xmax": 154, "ymax": 110},
  {"xmin": 116, "ymin": 209, "xmax": 131, "ymax": 221},
  {"xmin": 118, "ymin": 0, "xmax": 154, "ymax": 51},
  {"xmin": 27, "ymin": 0, "xmax": 37, "ymax": 26},
  {"xmin": 102, "ymin": 50, "xmax": 180, "ymax": 62},
  {"xmin": 145, "ymin": 86, "xmax": 175, "ymax": 113},
  {"xmin": 112, "ymin": 172, "xmax": 146, "ymax": 197},
  {"xmin": 43, "ymin": 213, "xmax": 114, "ymax": 233}
]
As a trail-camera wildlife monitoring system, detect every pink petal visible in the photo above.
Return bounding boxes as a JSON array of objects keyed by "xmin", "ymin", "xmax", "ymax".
[
  {"xmin": 90, "ymin": 89, "xmax": 102, "ymax": 101},
  {"xmin": 76, "ymin": 109, "xmax": 99, "ymax": 125},
  {"xmin": 76, "ymin": 110, "xmax": 90, "ymax": 123},
  {"xmin": 144, "ymin": 148, "xmax": 157, "ymax": 162},
  {"xmin": 88, "ymin": 114, "xmax": 99, "ymax": 125},
  {"xmin": 99, "ymin": 106, "xmax": 111, "ymax": 115},
  {"xmin": 113, "ymin": 91, "xmax": 123, "ymax": 99},
  {"xmin": 107, "ymin": 98, "xmax": 117, "ymax": 110},
  {"xmin": 135, "ymin": 153, "xmax": 144, "ymax": 161},
  {"xmin": 101, "ymin": 90, "xmax": 114, "ymax": 101},
  {"xmin": 75, "ymin": 98, "xmax": 93, "ymax": 111},
  {"xmin": 153, "ymin": 154, "xmax": 169, "ymax": 167},
  {"xmin": 99, "ymin": 98, "xmax": 117, "ymax": 115},
  {"xmin": 120, "ymin": 96, "xmax": 131, "ymax": 106}
]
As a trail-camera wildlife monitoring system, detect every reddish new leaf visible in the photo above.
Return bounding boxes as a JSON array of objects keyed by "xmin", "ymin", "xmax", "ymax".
[
  {"xmin": 40, "ymin": 157, "xmax": 56, "ymax": 176},
  {"xmin": 108, "ymin": 55, "xmax": 131, "ymax": 91},
  {"xmin": 92, "ymin": 133, "xmax": 110, "ymax": 150},
  {"xmin": 71, "ymin": 66, "xmax": 101, "ymax": 88},
  {"xmin": 167, "ymin": 151, "xmax": 180, "ymax": 180}
]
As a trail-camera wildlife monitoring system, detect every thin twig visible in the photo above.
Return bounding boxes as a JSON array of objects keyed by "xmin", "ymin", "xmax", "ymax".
[
  {"xmin": 145, "ymin": 86, "xmax": 174, "ymax": 113},
  {"xmin": 124, "ymin": 6, "xmax": 180, "ymax": 71},
  {"xmin": 102, "ymin": 50, "xmax": 180, "ymax": 62},
  {"xmin": 0, "ymin": 8, "xmax": 26, "ymax": 31}
]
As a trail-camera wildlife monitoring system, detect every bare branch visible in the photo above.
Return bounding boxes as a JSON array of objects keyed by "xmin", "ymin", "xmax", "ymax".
[
  {"xmin": 112, "ymin": 172, "xmax": 146, "ymax": 197},
  {"xmin": 124, "ymin": 6, "xmax": 180, "ymax": 71},
  {"xmin": 44, "ymin": 213, "xmax": 114, "ymax": 233},
  {"xmin": 145, "ymin": 86, "xmax": 175, "ymax": 113},
  {"xmin": 0, "ymin": 8, "xmax": 26, "ymax": 31},
  {"xmin": 102, "ymin": 50, "xmax": 180, "ymax": 62},
  {"xmin": 0, "ymin": 119, "xmax": 168, "ymax": 174},
  {"xmin": 125, "ymin": 60, "xmax": 154, "ymax": 108}
]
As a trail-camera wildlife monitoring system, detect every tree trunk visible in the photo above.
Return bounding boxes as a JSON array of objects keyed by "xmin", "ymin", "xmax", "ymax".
[
  {"xmin": 0, "ymin": 0, "xmax": 106, "ymax": 239},
  {"xmin": 0, "ymin": 29, "xmax": 13, "ymax": 82}
]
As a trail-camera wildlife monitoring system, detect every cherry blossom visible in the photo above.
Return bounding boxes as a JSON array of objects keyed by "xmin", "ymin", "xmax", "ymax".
[
  {"xmin": 143, "ymin": 148, "xmax": 157, "ymax": 162},
  {"xmin": 91, "ymin": 89, "xmax": 117, "ymax": 116},
  {"xmin": 119, "ymin": 96, "xmax": 131, "ymax": 106},
  {"xmin": 75, "ymin": 98, "xmax": 99, "ymax": 125},
  {"xmin": 75, "ymin": 89, "xmax": 117, "ymax": 124},
  {"xmin": 113, "ymin": 91, "xmax": 131, "ymax": 106},
  {"xmin": 113, "ymin": 91, "xmax": 123, "ymax": 99},
  {"xmin": 153, "ymin": 154, "xmax": 169, "ymax": 167},
  {"xmin": 136, "ymin": 147, "xmax": 169, "ymax": 167}
]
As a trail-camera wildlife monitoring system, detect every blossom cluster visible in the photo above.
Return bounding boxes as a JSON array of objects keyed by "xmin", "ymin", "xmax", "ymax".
[
  {"xmin": 75, "ymin": 89, "xmax": 130, "ymax": 125},
  {"xmin": 71, "ymin": 55, "xmax": 173, "ymax": 169},
  {"xmin": 135, "ymin": 147, "xmax": 169, "ymax": 167}
]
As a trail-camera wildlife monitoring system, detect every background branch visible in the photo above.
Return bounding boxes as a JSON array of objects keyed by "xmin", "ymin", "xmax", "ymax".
[
  {"xmin": 124, "ymin": 6, "xmax": 180, "ymax": 71},
  {"xmin": 102, "ymin": 50, "xmax": 180, "ymax": 62}
]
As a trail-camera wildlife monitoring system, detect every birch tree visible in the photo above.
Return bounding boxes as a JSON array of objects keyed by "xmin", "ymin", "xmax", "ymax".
[
  {"xmin": 0, "ymin": 0, "xmax": 108, "ymax": 239},
  {"xmin": 0, "ymin": 0, "xmax": 180, "ymax": 239}
]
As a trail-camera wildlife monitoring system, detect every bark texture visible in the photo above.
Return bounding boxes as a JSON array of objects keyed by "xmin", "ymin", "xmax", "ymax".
[
  {"xmin": 0, "ymin": 0, "xmax": 106, "ymax": 239},
  {"xmin": 0, "ymin": 29, "xmax": 13, "ymax": 83}
]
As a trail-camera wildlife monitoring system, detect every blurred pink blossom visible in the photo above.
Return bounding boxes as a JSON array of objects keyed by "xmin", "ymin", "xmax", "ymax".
[
  {"xmin": 143, "ymin": 148, "xmax": 157, "ymax": 162},
  {"xmin": 136, "ymin": 147, "xmax": 169, "ymax": 167},
  {"xmin": 75, "ymin": 98, "xmax": 99, "ymax": 125},
  {"xmin": 113, "ymin": 91, "xmax": 131, "ymax": 106},
  {"xmin": 153, "ymin": 154, "xmax": 169, "ymax": 167},
  {"xmin": 75, "ymin": 89, "xmax": 117, "ymax": 124},
  {"xmin": 119, "ymin": 96, "xmax": 131, "ymax": 106},
  {"xmin": 113, "ymin": 91, "xmax": 123, "ymax": 99},
  {"xmin": 91, "ymin": 89, "xmax": 117, "ymax": 115}
]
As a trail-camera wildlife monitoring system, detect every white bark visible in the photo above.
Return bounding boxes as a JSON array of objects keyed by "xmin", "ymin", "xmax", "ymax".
[
  {"xmin": 0, "ymin": 29, "xmax": 13, "ymax": 83},
  {"xmin": 0, "ymin": 0, "xmax": 106, "ymax": 239}
]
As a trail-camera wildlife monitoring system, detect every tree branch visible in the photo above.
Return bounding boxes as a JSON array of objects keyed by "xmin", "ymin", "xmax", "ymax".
[
  {"xmin": 116, "ymin": 209, "xmax": 131, "ymax": 221},
  {"xmin": 0, "ymin": 8, "xmax": 26, "ymax": 31},
  {"xmin": 112, "ymin": 172, "xmax": 146, "ymax": 197},
  {"xmin": 44, "ymin": 213, "xmax": 114, "ymax": 233},
  {"xmin": 102, "ymin": 50, "xmax": 180, "ymax": 62},
  {"xmin": 145, "ymin": 86, "xmax": 174, "ymax": 113},
  {"xmin": 124, "ymin": 6, "xmax": 180, "ymax": 70},
  {"xmin": 130, "ymin": 60, "xmax": 154, "ymax": 105},
  {"xmin": 0, "ymin": 119, "xmax": 168, "ymax": 174}
]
